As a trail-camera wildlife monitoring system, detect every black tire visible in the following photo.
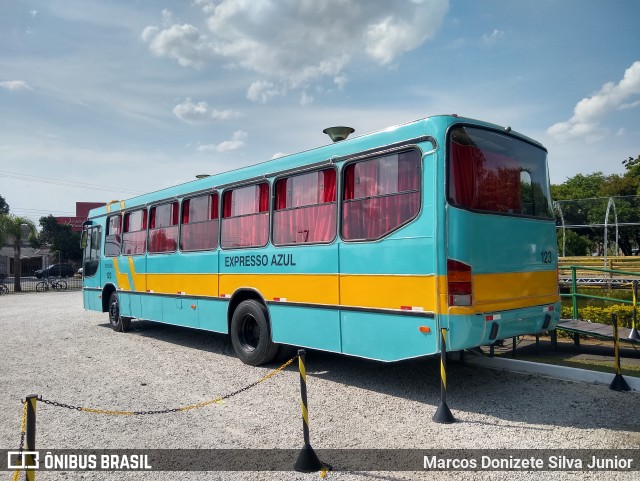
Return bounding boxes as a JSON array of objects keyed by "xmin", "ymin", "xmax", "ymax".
[
  {"xmin": 36, "ymin": 282, "xmax": 48, "ymax": 292},
  {"xmin": 108, "ymin": 292, "xmax": 131, "ymax": 332},
  {"xmin": 55, "ymin": 280, "xmax": 67, "ymax": 291},
  {"xmin": 0, "ymin": 284, "xmax": 8, "ymax": 295},
  {"xmin": 230, "ymin": 300, "xmax": 278, "ymax": 366}
]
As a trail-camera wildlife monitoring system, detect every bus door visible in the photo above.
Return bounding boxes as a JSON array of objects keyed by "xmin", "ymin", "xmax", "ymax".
[{"xmin": 81, "ymin": 224, "xmax": 102, "ymax": 310}]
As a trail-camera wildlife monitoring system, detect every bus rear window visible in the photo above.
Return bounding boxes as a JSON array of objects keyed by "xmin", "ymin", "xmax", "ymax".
[{"xmin": 448, "ymin": 126, "xmax": 553, "ymax": 219}]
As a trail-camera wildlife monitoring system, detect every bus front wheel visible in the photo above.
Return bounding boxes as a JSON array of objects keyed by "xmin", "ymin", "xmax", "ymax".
[
  {"xmin": 108, "ymin": 292, "xmax": 131, "ymax": 332},
  {"xmin": 230, "ymin": 300, "xmax": 278, "ymax": 366}
]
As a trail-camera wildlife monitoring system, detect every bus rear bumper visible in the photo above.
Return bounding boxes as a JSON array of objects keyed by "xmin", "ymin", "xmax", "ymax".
[{"xmin": 444, "ymin": 301, "xmax": 561, "ymax": 352}]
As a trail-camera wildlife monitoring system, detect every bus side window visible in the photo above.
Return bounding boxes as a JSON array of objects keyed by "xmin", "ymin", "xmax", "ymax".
[
  {"xmin": 221, "ymin": 183, "xmax": 269, "ymax": 249},
  {"xmin": 105, "ymin": 214, "xmax": 122, "ymax": 257},
  {"xmin": 149, "ymin": 202, "xmax": 179, "ymax": 253},
  {"xmin": 180, "ymin": 193, "xmax": 219, "ymax": 251},
  {"xmin": 273, "ymin": 168, "xmax": 336, "ymax": 245},
  {"xmin": 342, "ymin": 150, "xmax": 421, "ymax": 241},
  {"xmin": 122, "ymin": 209, "xmax": 148, "ymax": 255}
]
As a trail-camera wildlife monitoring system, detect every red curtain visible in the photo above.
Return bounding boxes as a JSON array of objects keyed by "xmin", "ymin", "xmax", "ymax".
[
  {"xmin": 273, "ymin": 169, "xmax": 336, "ymax": 245},
  {"xmin": 122, "ymin": 210, "xmax": 147, "ymax": 254},
  {"xmin": 181, "ymin": 195, "xmax": 218, "ymax": 251},
  {"xmin": 343, "ymin": 152, "xmax": 419, "ymax": 241},
  {"xmin": 450, "ymin": 142, "xmax": 479, "ymax": 207},
  {"xmin": 450, "ymin": 142, "xmax": 521, "ymax": 213},
  {"xmin": 149, "ymin": 226, "xmax": 178, "ymax": 253},
  {"xmin": 122, "ymin": 231, "xmax": 146, "ymax": 255},
  {"xmin": 181, "ymin": 221, "xmax": 218, "ymax": 251},
  {"xmin": 221, "ymin": 183, "xmax": 269, "ymax": 248},
  {"xmin": 148, "ymin": 203, "xmax": 178, "ymax": 253}
]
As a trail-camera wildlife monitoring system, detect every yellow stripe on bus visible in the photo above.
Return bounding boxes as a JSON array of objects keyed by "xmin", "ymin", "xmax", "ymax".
[
  {"xmin": 112, "ymin": 259, "xmax": 131, "ymax": 291},
  {"xmin": 109, "ymin": 270, "xmax": 558, "ymax": 315},
  {"xmin": 220, "ymin": 274, "xmax": 339, "ymax": 305},
  {"xmin": 147, "ymin": 273, "xmax": 218, "ymax": 296},
  {"xmin": 340, "ymin": 274, "xmax": 437, "ymax": 311},
  {"xmin": 439, "ymin": 270, "xmax": 559, "ymax": 315},
  {"xmin": 128, "ymin": 257, "xmax": 137, "ymax": 291}
]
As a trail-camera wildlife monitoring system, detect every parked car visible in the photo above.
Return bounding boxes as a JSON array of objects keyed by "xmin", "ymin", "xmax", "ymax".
[{"xmin": 35, "ymin": 263, "xmax": 75, "ymax": 278}]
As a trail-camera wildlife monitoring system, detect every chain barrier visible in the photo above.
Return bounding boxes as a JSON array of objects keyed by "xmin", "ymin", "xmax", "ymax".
[
  {"xmin": 8, "ymin": 355, "xmax": 312, "ymax": 478},
  {"xmin": 10, "ymin": 401, "xmax": 27, "ymax": 481},
  {"xmin": 36, "ymin": 355, "xmax": 296, "ymax": 416}
]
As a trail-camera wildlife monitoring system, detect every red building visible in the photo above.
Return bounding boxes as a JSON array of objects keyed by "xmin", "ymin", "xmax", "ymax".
[{"xmin": 56, "ymin": 202, "xmax": 105, "ymax": 232}]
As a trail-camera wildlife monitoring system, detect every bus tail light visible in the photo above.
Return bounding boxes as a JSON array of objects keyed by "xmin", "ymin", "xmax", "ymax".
[{"xmin": 447, "ymin": 259, "xmax": 472, "ymax": 306}]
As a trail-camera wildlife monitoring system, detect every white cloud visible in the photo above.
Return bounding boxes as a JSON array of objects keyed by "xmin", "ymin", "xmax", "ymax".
[
  {"xmin": 173, "ymin": 98, "xmax": 209, "ymax": 122},
  {"xmin": 161, "ymin": 9, "xmax": 173, "ymax": 27},
  {"xmin": 547, "ymin": 60, "xmax": 640, "ymax": 142},
  {"xmin": 141, "ymin": 23, "xmax": 215, "ymax": 68},
  {"xmin": 197, "ymin": 130, "xmax": 248, "ymax": 152},
  {"xmin": 216, "ymin": 130, "xmax": 247, "ymax": 152},
  {"xmin": 142, "ymin": 0, "xmax": 448, "ymax": 98},
  {"xmin": 173, "ymin": 98, "xmax": 241, "ymax": 123},
  {"xmin": 30, "ymin": 10, "xmax": 38, "ymax": 17},
  {"xmin": 211, "ymin": 109, "xmax": 241, "ymax": 120},
  {"xmin": 334, "ymin": 75, "xmax": 348, "ymax": 90},
  {"xmin": 246, "ymin": 81, "xmax": 282, "ymax": 103},
  {"xmin": 0, "ymin": 80, "xmax": 32, "ymax": 91},
  {"xmin": 619, "ymin": 99, "xmax": 640, "ymax": 110},
  {"xmin": 364, "ymin": 4, "xmax": 447, "ymax": 64},
  {"xmin": 481, "ymin": 29, "xmax": 504, "ymax": 46},
  {"xmin": 196, "ymin": 144, "xmax": 217, "ymax": 152}
]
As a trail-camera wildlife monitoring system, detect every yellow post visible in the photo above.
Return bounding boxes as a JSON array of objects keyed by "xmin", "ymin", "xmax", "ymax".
[
  {"xmin": 609, "ymin": 315, "xmax": 630, "ymax": 391},
  {"xmin": 294, "ymin": 350, "xmax": 323, "ymax": 473},
  {"xmin": 25, "ymin": 394, "xmax": 37, "ymax": 481},
  {"xmin": 433, "ymin": 328, "xmax": 455, "ymax": 424}
]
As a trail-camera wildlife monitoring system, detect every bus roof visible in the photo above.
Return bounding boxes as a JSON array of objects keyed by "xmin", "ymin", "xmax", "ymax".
[{"xmin": 87, "ymin": 114, "xmax": 543, "ymax": 219}]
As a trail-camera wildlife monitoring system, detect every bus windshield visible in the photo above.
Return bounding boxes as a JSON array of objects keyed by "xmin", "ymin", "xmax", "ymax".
[{"xmin": 448, "ymin": 126, "xmax": 553, "ymax": 219}]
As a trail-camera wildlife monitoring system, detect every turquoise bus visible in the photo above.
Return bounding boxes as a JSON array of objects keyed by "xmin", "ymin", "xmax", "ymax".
[{"xmin": 82, "ymin": 115, "xmax": 560, "ymax": 365}]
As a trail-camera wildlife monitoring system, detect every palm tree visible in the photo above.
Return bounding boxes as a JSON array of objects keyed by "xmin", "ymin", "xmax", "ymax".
[{"xmin": 0, "ymin": 214, "xmax": 37, "ymax": 292}]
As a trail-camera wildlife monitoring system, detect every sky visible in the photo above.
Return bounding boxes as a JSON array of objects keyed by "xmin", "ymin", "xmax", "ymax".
[{"xmin": 1, "ymin": 0, "xmax": 639, "ymax": 225}]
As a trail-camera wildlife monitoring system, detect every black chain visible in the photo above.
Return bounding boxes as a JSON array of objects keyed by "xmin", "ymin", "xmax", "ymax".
[
  {"xmin": 11, "ymin": 401, "xmax": 27, "ymax": 477},
  {"xmin": 38, "ymin": 397, "xmax": 82, "ymax": 411},
  {"xmin": 17, "ymin": 427, "xmax": 25, "ymax": 459},
  {"xmin": 132, "ymin": 408, "xmax": 181, "ymax": 415},
  {"xmin": 35, "ymin": 356, "xmax": 297, "ymax": 416}
]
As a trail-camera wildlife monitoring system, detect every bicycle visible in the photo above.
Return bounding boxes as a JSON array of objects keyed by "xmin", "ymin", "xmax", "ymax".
[
  {"xmin": 0, "ymin": 282, "xmax": 8, "ymax": 295},
  {"xmin": 36, "ymin": 277, "xmax": 68, "ymax": 292}
]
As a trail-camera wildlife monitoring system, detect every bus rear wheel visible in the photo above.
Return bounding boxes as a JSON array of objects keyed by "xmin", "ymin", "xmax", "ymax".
[
  {"xmin": 108, "ymin": 291, "xmax": 131, "ymax": 332},
  {"xmin": 230, "ymin": 300, "xmax": 278, "ymax": 366}
]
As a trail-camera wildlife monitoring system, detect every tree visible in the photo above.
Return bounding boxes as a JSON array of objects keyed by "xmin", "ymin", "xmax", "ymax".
[
  {"xmin": 553, "ymin": 158, "xmax": 640, "ymax": 256},
  {"xmin": 553, "ymin": 173, "xmax": 607, "ymax": 254},
  {"xmin": 37, "ymin": 215, "xmax": 82, "ymax": 263},
  {"xmin": 622, "ymin": 154, "xmax": 640, "ymax": 182},
  {"xmin": 557, "ymin": 228, "xmax": 592, "ymax": 256},
  {"xmin": 0, "ymin": 214, "xmax": 37, "ymax": 292},
  {"xmin": 0, "ymin": 195, "xmax": 9, "ymax": 215}
]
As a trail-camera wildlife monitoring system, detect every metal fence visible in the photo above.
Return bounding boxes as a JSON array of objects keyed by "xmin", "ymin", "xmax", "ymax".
[{"xmin": 0, "ymin": 274, "xmax": 82, "ymax": 295}]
